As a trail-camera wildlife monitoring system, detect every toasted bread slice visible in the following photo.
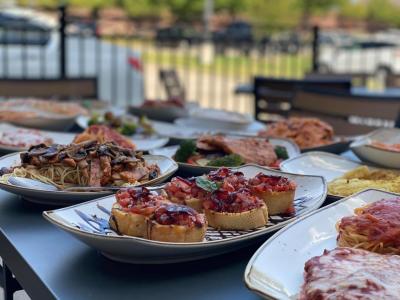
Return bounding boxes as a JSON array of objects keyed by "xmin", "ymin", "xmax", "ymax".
[
  {"xmin": 254, "ymin": 190, "xmax": 295, "ymax": 215},
  {"xmin": 147, "ymin": 218, "xmax": 207, "ymax": 243},
  {"xmin": 109, "ymin": 203, "xmax": 146, "ymax": 237},
  {"xmin": 205, "ymin": 204, "xmax": 268, "ymax": 230}
]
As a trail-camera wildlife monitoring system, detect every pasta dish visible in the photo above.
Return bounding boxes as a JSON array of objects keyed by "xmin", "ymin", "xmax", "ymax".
[
  {"xmin": 258, "ymin": 117, "xmax": 334, "ymax": 149},
  {"xmin": 0, "ymin": 141, "xmax": 160, "ymax": 189},
  {"xmin": 328, "ymin": 166, "xmax": 400, "ymax": 197},
  {"xmin": 337, "ymin": 197, "xmax": 400, "ymax": 254}
]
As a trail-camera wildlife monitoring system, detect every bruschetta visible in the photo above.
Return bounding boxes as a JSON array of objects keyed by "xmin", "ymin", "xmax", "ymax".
[
  {"xmin": 248, "ymin": 173, "xmax": 296, "ymax": 215},
  {"xmin": 203, "ymin": 188, "xmax": 268, "ymax": 230}
]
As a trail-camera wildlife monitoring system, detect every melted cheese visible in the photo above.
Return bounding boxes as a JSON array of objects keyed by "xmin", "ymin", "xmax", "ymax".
[{"xmin": 300, "ymin": 247, "xmax": 400, "ymax": 300}]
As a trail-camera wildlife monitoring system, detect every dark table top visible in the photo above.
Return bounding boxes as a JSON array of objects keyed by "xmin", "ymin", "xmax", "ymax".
[
  {"xmin": 0, "ymin": 187, "xmax": 262, "ymax": 300},
  {"xmin": 234, "ymin": 82, "xmax": 400, "ymax": 98},
  {"xmin": 0, "ymin": 150, "xmax": 358, "ymax": 300}
]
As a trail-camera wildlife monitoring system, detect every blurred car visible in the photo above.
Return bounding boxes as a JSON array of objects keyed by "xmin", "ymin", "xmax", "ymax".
[
  {"xmin": 155, "ymin": 26, "xmax": 202, "ymax": 47},
  {"xmin": 212, "ymin": 21, "xmax": 254, "ymax": 55},
  {"xmin": 259, "ymin": 32, "xmax": 302, "ymax": 55},
  {"xmin": 0, "ymin": 8, "xmax": 143, "ymax": 106},
  {"xmin": 318, "ymin": 31, "xmax": 354, "ymax": 48},
  {"xmin": 66, "ymin": 20, "xmax": 97, "ymax": 36},
  {"xmin": 318, "ymin": 40, "xmax": 400, "ymax": 77},
  {"xmin": 0, "ymin": 11, "xmax": 51, "ymax": 45}
]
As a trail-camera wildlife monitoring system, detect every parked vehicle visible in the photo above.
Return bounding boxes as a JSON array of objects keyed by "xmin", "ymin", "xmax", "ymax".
[
  {"xmin": 212, "ymin": 21, "xmax": 254, "ymax": 55},
  {"xmin": 155, "ymin": 26, "xmax": 202, "ymax": 47},
  {"xmin": 318, "ymin": 40, "xmax": 400, "ymax": 77},
  {"xmin": 0, "ymin": 8, "xmax": 143, "ymax": 106}
]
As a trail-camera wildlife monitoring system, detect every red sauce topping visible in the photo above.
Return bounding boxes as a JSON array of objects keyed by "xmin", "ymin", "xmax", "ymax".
[
  {"xmin": 207, "ymin": 167, "xmax": 244, "ymax": 183},
  {"xmin": 248, "ymin": 173, "xmax": 296, "ymax": 193},
  {"xmin": 340, "ymin": 198, "xmax": 400, "ymax": 247},
  {"xmin": 164, "ymin": 177, "xmax": 194, "ymax": 199},
  {"xmin": 203, "ymin": 188, "xmax": 264, "ymax": 213},
  {"xmin": 153, "ymin": 204, "xmax": 205, "ymax": 227},
  {"xmin": 116, "ymin": 187, "xmax": 166, "ymax": 216}
]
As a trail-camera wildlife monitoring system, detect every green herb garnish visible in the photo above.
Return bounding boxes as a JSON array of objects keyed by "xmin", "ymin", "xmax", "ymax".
[
  {"xmin": 206, "ymin": 154, "xmax": 243, "ymax": 167},
  {"xmin": 195, "ymin": 176, "xmax": 221, "ymax": 192},
  {"xmin": 174, "ymin": 139, "xmax": 197, "ymax": 162},
  {"xmin": 274, "ymin": 145, "xmax": 288, "ymax": 159},
  {"xmin": 120, "ymin": 122, "xmax": 137, "ymax": 135}
]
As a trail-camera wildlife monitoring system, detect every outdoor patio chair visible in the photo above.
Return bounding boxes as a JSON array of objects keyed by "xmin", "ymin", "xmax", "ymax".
[
  {"xmin": 290, "ymin": 87, "xmax": 400, "ymax": 135},
  {"xmin": 159, "ymin": 69, "xmax": 186, "ymax": 101},
  {"xmin": 0, "ymin": 78, "xmax": 98, "ymax": 100},
  {"xmin": 254, "ymin": 76, "xmax": 352, "ymax": 122}
]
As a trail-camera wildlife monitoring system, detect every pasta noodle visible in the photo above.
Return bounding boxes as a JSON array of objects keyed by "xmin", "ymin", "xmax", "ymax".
[
  {"xmin": 337, "ymin": 198, "xmax": 400, "ymax": 254},
  {"xmin": 0, "ymin": 141, "xmax": 160, "ymax": 190}
]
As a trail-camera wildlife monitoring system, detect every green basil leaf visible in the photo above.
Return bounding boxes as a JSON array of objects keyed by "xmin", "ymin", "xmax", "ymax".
[{"xmin": 195, "ymin": 176, "xmax": 220, "ymax": 192}]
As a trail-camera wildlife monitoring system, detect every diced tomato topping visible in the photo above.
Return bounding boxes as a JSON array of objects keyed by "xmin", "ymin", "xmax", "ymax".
[
  {"xmin": 153, "ymin": 204, "xmax": 205, "ymax": 227},
  {"xmin": 248, "ymin": 173, "xmax": 296, "ymax": 193},
  {"xmin": 203, "ymin": 188, "xmax": 264, "ymax": 213}
]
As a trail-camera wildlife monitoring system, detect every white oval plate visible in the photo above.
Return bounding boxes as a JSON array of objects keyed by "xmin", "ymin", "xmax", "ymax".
[
  {"xmin": 350, "ymin": 128, "xmax": 400, "ymax": 168},
  {"xmin": 75, "ymin": 116, "xmax": 170, "ymax": 152},
  {"xmin": 43, "ymin": 165, "xmax": 327, "ymax": 264},
  {"xmin": 280, "ymin": 151, "xmax": 362, "ymax": 182},
  {"xmin": 189, "ymin": 107, "xmax": 254, "ymax": 126},
  {"xmin": 174, "ymin": 117, "xmax": 265, "ymax": 134},
  {"xmin": 0, "ymin": 123, "xmax": 76, "ymax": 153},
  {"xmin": 7, "ymin": 115, "xmax": 78, "ymax": 131},
  {"xmin": 244, "ymin": 189, "xmax": 398, "ymax": 300},
  {"xmin": 149, "ymin": 137, "xmax": 300, "ymax": 175},
  {"xmin": 0, "ymin": 153, "xmax": 178, "ymax": 206}
]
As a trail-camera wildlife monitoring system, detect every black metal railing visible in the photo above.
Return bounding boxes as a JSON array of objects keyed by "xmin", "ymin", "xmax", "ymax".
[{"xmin": 0, "ymin": 5, "xmax": 397, "ymax": 114}]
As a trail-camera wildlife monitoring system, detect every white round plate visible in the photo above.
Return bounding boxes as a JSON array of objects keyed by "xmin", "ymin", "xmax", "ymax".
[
  {"xmin": 189, "ymin": 107, "xmax": 253, "ymax": 126},
  {"xmin": 75, "ymin": 116, "xmax": 169, "ymax": 152},
  {"xmin": 43, "ymin": 165, "xmax": 327, "ymax": 264},
  {"xmin": 0, "ymin": 153, "xmax": 178, "ymax": 206},
  {"xmin": 174, "ymin": 117, "xmax": 265, "ymax": 133},
  {"xmin": 280, "ymin": 151, "xmax": 362, "ymax": 182},
  {"xmin": 244, "ymin": 189, "xmax": 399, "ymax": 300},
  {"xmin": 149, "ymin": 136, "xmax": 300, "ymax": 175},
  {"xmin": 350, "ymin": 128, "xmax": 400, "ymax": 168}
]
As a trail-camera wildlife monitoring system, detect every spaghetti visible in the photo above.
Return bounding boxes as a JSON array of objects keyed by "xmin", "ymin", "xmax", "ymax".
[
  {"xmin": 0, "ymin": 141, "xmax": 160, "ymax": 189},
  {"xmin": 337, "ymin": 197, "xmax": 400, "ymax": 254}
]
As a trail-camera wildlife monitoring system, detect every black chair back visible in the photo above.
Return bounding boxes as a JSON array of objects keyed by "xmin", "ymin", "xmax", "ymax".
[
  {"xmin": 159, "ymin": 69, "xmax": 185, "ymax": 101},
  {"xmin": 254, "ymin": 76, "xmax": 351, "ymax": 122},
  {"xmin": 291, "ymin": 88, "xmax": 400, "ymax": 135}
]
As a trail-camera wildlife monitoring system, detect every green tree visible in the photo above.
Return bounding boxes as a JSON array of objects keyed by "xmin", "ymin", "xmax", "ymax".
[{"xmin": 366, "ymin": 0, "xmax": 400, "ymax": 26}]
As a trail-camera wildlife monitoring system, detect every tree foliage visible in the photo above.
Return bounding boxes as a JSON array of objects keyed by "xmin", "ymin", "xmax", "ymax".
[{"xmin": 15, "ymin": 0, "xmax": 400, "ymax": 28}]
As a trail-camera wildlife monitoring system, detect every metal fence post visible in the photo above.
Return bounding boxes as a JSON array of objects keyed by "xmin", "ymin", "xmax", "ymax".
[
  {"xmin": 59, "ymin": 5, "xmax": 67, "ymax": 79},
  {"xmin": 312, "ymin": 26, "xmax": 319, "ymax": 72}
]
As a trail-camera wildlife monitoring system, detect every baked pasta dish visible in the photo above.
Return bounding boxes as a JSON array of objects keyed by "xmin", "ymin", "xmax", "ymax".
[
  {"xmin": 299, "ymin": 247, "xmax": 400, "ymax": 300},
  {"xmin": 0, "ymin": 98, "xmax": 87, "ymax": 120},
  {"xmin": 259, "ymin": 117, "xmax": 334, "ymax": 149},
  {"xmin": 0, "ymin": 141, "xmax": 160, "ymax": 189},
  {"xmin": 73, "ymin": 125, "xmax": 136, "ymax": 150},
  {"xmin": 370, "ymin": 141, "xmax": 400, "ymax": 152}
]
